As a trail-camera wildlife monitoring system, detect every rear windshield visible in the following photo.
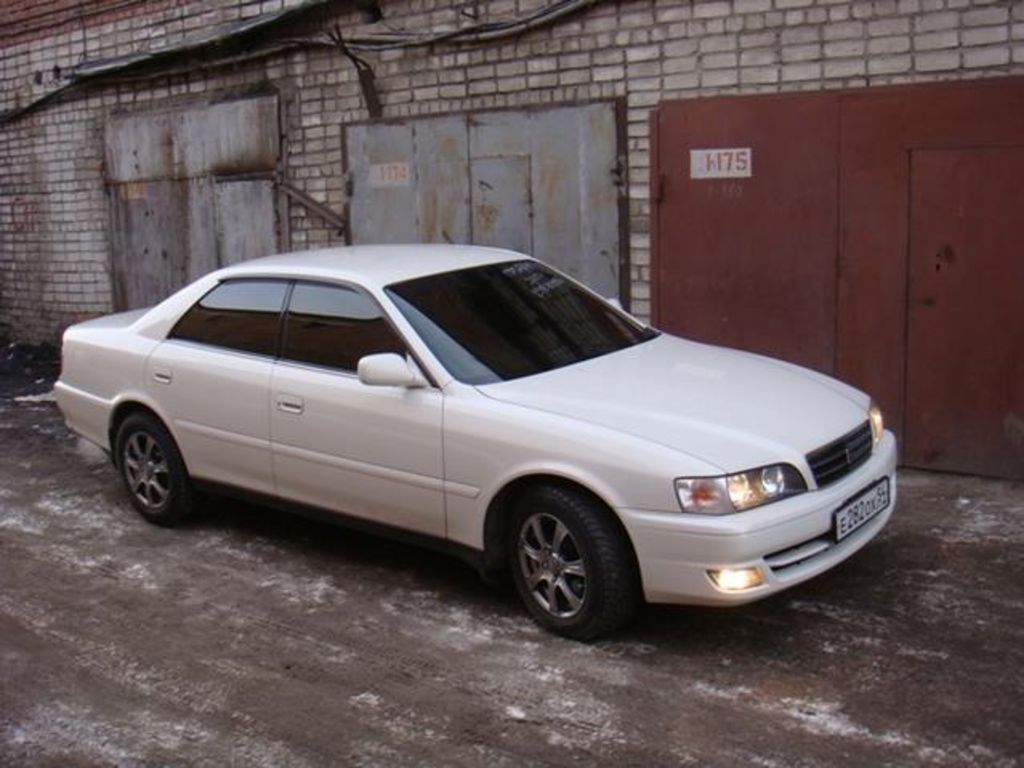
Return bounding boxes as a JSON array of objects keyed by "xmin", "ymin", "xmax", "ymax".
[{"xmin": 385, "ymin": 260, "xmax": 657, "ymax": 384}]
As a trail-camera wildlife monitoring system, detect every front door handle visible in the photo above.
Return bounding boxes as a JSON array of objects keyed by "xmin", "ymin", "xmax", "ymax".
[
  {"xmin": 152, "ymin": 367, "xmax": 173, "ymax": 385},
  {"xmin": 276, "ymin": 394, "xmax": 304, "ymax": 415}
]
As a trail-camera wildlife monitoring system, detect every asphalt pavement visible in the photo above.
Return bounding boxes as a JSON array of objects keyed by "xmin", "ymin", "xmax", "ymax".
[{"xmin": 1, "ymin": 363, "xmax": 1022, "ymax": 767}]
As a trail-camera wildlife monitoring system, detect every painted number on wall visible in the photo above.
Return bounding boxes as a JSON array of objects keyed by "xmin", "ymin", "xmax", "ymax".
[
  {"xmin": 368, "ymin": 162, "xmax": 412, "ymax": 188},
  {"xmin": 689, "ymin": 148, "xmax": 753, "ymax": 179}
]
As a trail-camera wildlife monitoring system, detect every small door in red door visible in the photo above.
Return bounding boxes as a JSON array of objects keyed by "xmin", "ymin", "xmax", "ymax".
[{"xmin": 905, "ymin": 147, "xmax": 1024, "ymax": 478}]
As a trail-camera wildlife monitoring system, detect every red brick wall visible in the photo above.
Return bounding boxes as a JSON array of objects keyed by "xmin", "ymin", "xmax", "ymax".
[{"xmin": 0, "ymin": 0, "xmax": 177, "ymax": 45}]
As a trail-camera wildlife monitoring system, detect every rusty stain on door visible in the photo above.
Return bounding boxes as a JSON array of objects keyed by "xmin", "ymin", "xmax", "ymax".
[
  {"xmin": 105, "ymin": 95, "xmax": 280, "ymax": 309},
  {"xmin": 344, "ymin": 102, "xmax": 624, "ymax": 299}
]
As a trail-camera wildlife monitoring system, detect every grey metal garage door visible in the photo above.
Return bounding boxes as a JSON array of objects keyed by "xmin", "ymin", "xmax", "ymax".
[
  {"xmin": 104, "ymin": 95, "xmax": 281, "ymax": 310},
  {"xmin": 344, "ymin": 102, "xmax": 625, "ymax": 300}
]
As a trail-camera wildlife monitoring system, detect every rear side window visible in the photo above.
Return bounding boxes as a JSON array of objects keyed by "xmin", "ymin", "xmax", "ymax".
[
  {"xmin": 170, "ymin": 280, "xmax": 288, "ymax": 356},
  {"xmin": 281, "ymin": 282, "xmax": 407, "ymax": 372}
]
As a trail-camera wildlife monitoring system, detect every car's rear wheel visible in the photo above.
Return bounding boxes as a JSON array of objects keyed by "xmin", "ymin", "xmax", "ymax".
[
  {"xmin": 115, "ymin": 413, "xmax": 195, "ymax": 526},
  {"xmin": 508, "ymin": 485, "xmax": 640, "ymax": 640}
]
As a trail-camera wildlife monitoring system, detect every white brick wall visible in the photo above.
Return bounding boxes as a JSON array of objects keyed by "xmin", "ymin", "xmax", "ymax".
[{"xmin": 1, "ymin": 0, "xmax": 1022, "ymax": 341}]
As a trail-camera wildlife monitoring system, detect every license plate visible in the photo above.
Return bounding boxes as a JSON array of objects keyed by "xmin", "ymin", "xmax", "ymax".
[{"xmin": 833, "ymin": 478, "xmax": 890, "ymax": 542}]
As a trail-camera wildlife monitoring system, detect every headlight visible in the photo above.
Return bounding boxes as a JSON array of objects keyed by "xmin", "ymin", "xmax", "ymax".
[
  {"xmin": 869, "ymin": 402, "xmax": 884, "ymax": 444},
  {"xmin": 676, "ymin": 464, "xmax": 807, "ymax": 514}
]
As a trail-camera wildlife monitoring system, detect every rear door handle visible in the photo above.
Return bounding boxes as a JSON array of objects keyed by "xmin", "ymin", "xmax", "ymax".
[
  {"xmin": 152, "ymin": 367, "xmax": 173, "ymax": 385},
  {"xmin": 276, "ymin": 394, "xmax": 304, "ymax": 415}
]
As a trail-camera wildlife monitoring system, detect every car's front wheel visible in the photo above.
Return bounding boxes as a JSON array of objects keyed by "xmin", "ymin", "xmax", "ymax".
[
  {"xmin": 115, "ymin": 413, "xmax": 196, "ymax": 526},
  {"xmin": 508, "ymin": 485, "xmax": 640, "ymax": 640}
]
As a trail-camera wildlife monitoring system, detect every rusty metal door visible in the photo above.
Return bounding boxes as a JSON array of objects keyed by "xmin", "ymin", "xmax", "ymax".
[
  {"xmin": 905, "ymin": 147, "xmax": 1024, "ymax": 478},
  {"xmin": 105, "ymin": 95, "xmax": 280, "ymax": 309},
  {"xmin": 344, "ymin": 103, "xmax": 624, "ymax": 299},
  {"xmin": 651, "ymin": 93, "xmax": 840, "ymax": 373}
]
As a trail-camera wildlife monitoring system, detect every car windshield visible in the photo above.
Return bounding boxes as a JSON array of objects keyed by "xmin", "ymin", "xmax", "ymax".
[{"xmin": 385, "ymin": 260, "xmax": 658, "ymax": 384}]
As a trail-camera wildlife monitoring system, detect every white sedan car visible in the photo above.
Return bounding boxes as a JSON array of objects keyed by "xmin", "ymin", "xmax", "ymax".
[{"xmin": 56, "ymin": 245, "xmax": 896, "ymax": 638}]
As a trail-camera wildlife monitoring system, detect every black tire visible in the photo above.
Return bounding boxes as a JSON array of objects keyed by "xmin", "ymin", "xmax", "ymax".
[
  {"xmin": 115, "ymin": 412, "xmax": 195, "ymax": 527},
  {"xmin": 508, "ymin": 485, "xmax": 640, "ymax": 640}
]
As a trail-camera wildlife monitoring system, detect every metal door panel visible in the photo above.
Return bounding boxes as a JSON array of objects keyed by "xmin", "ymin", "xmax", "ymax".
[
  {"xmin": 177, "ymin": 97, "xmax": 280, "ymax": 178},
  {"xmin": 470, "ymin": 156, "xmax": 532, "ymax": 253},
  {"xmin": 529, "ymin": 109, "xmax": 582, "ymax": 286},
  {"xmin": 105, "ymin": 96, "xmax": 279, "ymax": 183},
  {"xmin": 577, "ymin": 105, "xmax": 622, "ymax": 299},
  {"xmin": 837, "ymin": 79, "xmax": 1024, "ymax": 445},
  {"xmin": 652, "ymin": 78, "xmax": 1024, "ymax": 478},
  {"xmin": 104, "ymin": 110, "xmax": 178, "ymax": 183},
  {"xmin": 106, "ymin": 95, "xmax": 281, "ymax": 309},
  {"xmin": 905, "ymin": 147, "xmax": 1024, "ymax": 478},
  {"xmin": 215, "ymin": 179, "xmax": 278, "ymax": 266},
  {"xmin": 185, "ymin": 177, "xmax": 218, "ymax": 282},
  {"xmin": 109, "ymin": 180, "xmax": 190, "ymax": 309},
  {"xmin": 347, "ymin": 123, "xmax": 418, "ymax": 243},
  {"xmin": 469, "ymin": 111, "xmax": 530, "ymax": 158},
  {"xmin": 413, "ymin": 116, "xmax": 470, "ymax": 245},
  {"xmin": 345, "ymin": 103, "xmax": 623, "ymax": 297},
  {"xmin": 652, "ymin": 94, "xmax": 839, "ymax": 373}
]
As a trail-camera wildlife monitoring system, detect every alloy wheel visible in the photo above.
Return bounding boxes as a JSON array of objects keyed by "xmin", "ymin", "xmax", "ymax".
[
  {"xmin": 122, "ymin": 432, "xmax": 170, "ymax": 511},
  {"xmin": 517, "ymin": 512, "xmax": 588, "ymax": 619}
]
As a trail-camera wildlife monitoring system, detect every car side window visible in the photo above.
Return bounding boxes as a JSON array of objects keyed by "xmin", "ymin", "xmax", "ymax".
[
  {"xmin": 281, "ymin": 282, "xmax": 407, "ymax": 372},
  {"xmin": 169, "ymin": 279, "xmax": 288, "ymax": 356}
]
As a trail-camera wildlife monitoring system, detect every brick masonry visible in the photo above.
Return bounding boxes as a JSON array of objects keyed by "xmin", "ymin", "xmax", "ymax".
[{"xmin": 1, "ymin": 0, "xmax": 1022, "ymax": 342}]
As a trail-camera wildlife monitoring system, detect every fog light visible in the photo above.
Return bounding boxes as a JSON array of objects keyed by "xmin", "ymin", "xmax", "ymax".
[{"xmin": 708, "ymin": 567, "xmax": 764, "ymax": 591}]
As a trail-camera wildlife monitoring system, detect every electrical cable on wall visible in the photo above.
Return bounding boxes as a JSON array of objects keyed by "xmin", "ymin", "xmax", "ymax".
[{"xmin": 0, "ymin": 0, "xmax": 606, "ymax": 124}]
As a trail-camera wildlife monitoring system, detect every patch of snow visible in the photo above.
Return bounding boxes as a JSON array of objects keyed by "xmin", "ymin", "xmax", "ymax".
[
  {"xmin": 434, "ymin": 606, "xmax": 495, "ymax": 650},
  {"xmin": 74, "ymin": 437, "xmax": 108, "ymax": 465},
  {"xmin": 256, "ymin": 573, "xmax": 346, "ymax": 607},
  {"xmin": 771, "ymin": 697, "xmax": 913, "ymax": 749},
  {"xmin": 505, "ymin": 705, "xmax": 526, "ymax": 720},
  {"xmin": 896, "ymin": 646, "xmax": 950, "ymax": 661},
  {"xmin": 120, "ymin": 563, "xmax": 159, "ymax": 591},
  {"xmin": 34, "ymin": 492, "xmax": 122, "ymax": 536},
  {"xmin": 14, "ymin": 390, "xmax": 56, "ymax": 403},
  {"xmin": 691, "ymin": 681, "xmax": 753, "ymax": 702},
  {"xmin": 532, "ymin": 665, "xmax": 564, "ymax": 684},
  {"xmin": 0, "ymin": 509, "xmax": 45, "ymax": 535},
  {"xmin": 350, "ymin": 692, "xmax": 382, "ymax": 708},
  {"xmin": 950, "ymin": 502, "xmax": 1024, "ymax": 544},
  {"xmin": 690, "ymin": 683, "xmax": 917, "ymax": 752}
]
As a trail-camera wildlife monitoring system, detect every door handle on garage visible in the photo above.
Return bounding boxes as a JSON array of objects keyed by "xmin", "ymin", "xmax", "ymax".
[{"xmin": 276, "ymin": 395, "xmax": 304, "ymax": 415}]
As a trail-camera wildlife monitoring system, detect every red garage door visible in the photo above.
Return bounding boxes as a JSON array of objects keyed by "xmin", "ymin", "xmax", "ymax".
[
  {"xmin": 651, "ymin": 78, "xmax": 1024, "ymax": 479},
  {"xmin": 650, "ymin": 94, "xmax": 838, "ymax": 373}
]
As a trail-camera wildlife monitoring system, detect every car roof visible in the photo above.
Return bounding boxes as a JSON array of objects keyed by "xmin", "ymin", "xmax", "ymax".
[{"xmin": 217, "ymin": 244, "xmax": 528, "ymax": 288}]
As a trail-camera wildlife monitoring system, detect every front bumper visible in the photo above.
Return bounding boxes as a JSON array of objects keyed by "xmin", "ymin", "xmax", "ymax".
[{"xmin": 619, "ymin": 431, "xmax": 898, "ymax": 605}]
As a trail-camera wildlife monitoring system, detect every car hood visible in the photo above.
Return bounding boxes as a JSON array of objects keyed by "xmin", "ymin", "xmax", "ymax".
[{"xmin": 476, "ymin": 334, "xmax": 870, "ymax": 473}]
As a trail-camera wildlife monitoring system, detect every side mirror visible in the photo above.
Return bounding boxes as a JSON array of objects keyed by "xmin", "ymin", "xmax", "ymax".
[{"xmin": 357, "ymin": 353, "xmax": 428, "ymax": 388}]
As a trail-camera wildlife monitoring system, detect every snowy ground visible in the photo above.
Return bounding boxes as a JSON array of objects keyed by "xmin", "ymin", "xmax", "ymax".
[{"xmin": 1, "ymin": 370, "xmax": 1022, "ymax": 767}]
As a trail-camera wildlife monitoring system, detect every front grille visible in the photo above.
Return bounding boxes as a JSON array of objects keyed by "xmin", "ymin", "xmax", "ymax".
[{"xmin": 806, "ymin": 421, "xmax": 872, "ymax": 488}]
